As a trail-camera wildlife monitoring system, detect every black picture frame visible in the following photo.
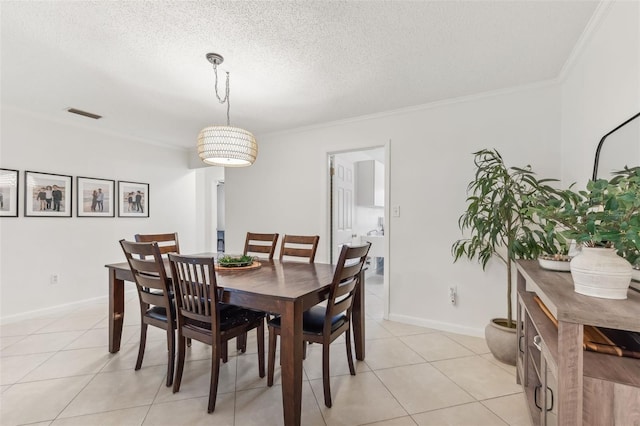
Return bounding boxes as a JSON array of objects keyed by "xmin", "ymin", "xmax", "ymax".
[
  {"xmin": 77, "ymin": 176, "xmax": 116, "ymax": 217},
  {"xmin": 24, "ymin": 171, "xmax": 73, "ymax": 217},
  {"xmin": 118, "ymin": 181, "xmax": 149, "ymax": 217},
  {"xmin": 0, "ymin": 168, "xmax": 19, "ymax": 217}
]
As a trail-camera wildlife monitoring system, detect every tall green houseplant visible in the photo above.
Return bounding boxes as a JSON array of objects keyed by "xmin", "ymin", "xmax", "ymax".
[{"xmin": 452, "ymin": 149, "xmax": 559, "ymax": 328}]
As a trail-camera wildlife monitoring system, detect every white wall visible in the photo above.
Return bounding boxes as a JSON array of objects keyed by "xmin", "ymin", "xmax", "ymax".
[
  {"xmin": 560, "ymin": 0, "xmax": 640, "ymax": 187},
  {"xmin": 225, "ymin": 84, "xmax": 562, "ymax": 336},
  {"xmin": 0, "ymin": 107, "xmax": 205, "ymax": 319}
]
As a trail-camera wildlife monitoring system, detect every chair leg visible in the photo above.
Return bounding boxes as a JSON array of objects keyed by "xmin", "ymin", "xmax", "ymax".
[
  {"xmin": 173, "ymin": 335, "xmax": 187, "ymax": 393},
  {"xmin": 208, "ymin": 342, "xmax": 222, "ymax": 413},
  {"xmin": 322, "ymin": 341, "xmax": 332, "ymax": 408},
  {"xmin": 237, "ymin": 332, "xmax": 247, "ymax": 353},
  {"xmin": 257, "ymin": 321, "xmax": 265, "ymax": 378},
  {"xmin": 345, "ymin": 327, "xmax": 356, "ymax": 376},
  {"xmin": 221, "ymin": 341, "xmax": 228, "ymax": 363},
  {"xmin": 166, "ymin": 328, "xmax": 175, "ymax": 387},
  {"xmin": 187, "ymin": 337, "xmax": 192, "ymax": 347},
  {"xmin": 267, "ymin": 326, "xmax": 277, "ymax": 386},
  {"xmin": 135, "ymin": 322, "xmax": 148, "ymax": 370}
]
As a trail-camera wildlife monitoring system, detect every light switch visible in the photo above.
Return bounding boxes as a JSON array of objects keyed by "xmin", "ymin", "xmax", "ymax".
[{"xmin": 392, "ymin": 205, "xmax": 400, "ymax": 217}]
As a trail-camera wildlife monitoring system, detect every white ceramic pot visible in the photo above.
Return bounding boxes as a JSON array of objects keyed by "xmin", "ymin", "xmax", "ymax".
[{"xmin": 570, "ymin": 247, "xmax": 632, "ymax": 299}]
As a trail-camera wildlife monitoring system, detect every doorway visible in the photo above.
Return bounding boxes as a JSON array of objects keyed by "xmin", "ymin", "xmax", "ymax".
[
  {"xmin": 330, "ymin": 147, "xmax": 385, "ymax": 261},
  {"xmin": 216, "ymin": 181, "xmax": 225, "ymax": 252},
  {"xmin": 329, "ymin": 146, "xmax": 387, "ymax": 319}
]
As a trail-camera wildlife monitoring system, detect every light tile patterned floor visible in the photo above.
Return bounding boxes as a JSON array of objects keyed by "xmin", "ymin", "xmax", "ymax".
[{"xmin": 0, "ymin": 272, "xmax": 531, "ymax": 425}]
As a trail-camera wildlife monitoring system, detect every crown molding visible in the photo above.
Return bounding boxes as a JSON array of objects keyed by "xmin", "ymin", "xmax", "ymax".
[
  {"xmin": 264, "ymin": 79, "xmax": 559, "ymax": 138},
  {"xmin": 1, "ymin": 104, "xmax": 186, "ymax": 152},
  {"xmin": 557, "ymin": 0, "xmax": 614, "ymax": 82}
]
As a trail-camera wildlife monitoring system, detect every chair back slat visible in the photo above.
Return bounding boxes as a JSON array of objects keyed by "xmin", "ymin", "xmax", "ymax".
[
  {"xmin": 324, "ymin": 243, "xmax": 371, "ymax": 331},
  {"xmin": 338, "ymin": 263, "xmax": 364, "ymax": 283},
  {"xmin": 128, "ymin": 257, "xmax": 164, "ymax": 273},
  {"xmin": 181, "ymin": 310, "xmax": 212, "ymax": 324},
  {"xmin": 244, "ymin": 232, "xmax": 279, "ymax": 259},
  {"xmin": 139, "ymin": 291, "xmax": 165, "ymax": 307},
  {"xmin": 135, "ymin": 233, "xmax": 180, "ymax": 256},
  {"xmin": 169, "ymin": 254, "xmax": 221, "ymax": 333},
  {"xmin": 330, "ymin": 294, "xmax": 353, "ymax": 316},
  {"xmin": 279, "ymin": 234, "xmax": 319, "ymax": 263}
]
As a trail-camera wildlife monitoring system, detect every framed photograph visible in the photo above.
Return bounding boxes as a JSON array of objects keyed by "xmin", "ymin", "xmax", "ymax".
[
  {"xmin": 118, "ymin": 181, "xmax": 149, "ymax": 217},
  {"xmin": 77, "ymin": 176, "xmax": 115, "ymax": 217},
  {"xmin": 0, "ymin": 168, "xmax": 19, "ymax": 217},
  {"xmin": 25, "ymin": 171, "xmax": 72, "ymax": 217}
]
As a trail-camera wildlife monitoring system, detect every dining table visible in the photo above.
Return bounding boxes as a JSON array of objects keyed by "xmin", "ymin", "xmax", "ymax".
[{"xmin": 105, "ymin": 254, "xmax": 366, "ymax": 426}]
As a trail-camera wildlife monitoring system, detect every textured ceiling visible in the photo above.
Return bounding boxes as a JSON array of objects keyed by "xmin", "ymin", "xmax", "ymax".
[{"xmin": 1, "ymin": 1, "xmax": 599, "ymax": 149}]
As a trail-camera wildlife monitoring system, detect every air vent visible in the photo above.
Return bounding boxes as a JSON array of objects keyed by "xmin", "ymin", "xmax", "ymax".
[{"xmin": 67, "ymin": 108, "xmax": 102, "ymax": 120}]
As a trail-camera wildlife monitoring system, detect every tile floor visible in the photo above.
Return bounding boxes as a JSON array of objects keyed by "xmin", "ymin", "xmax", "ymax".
[{"xmin": 0, "ymin": 273, "xmax": 532, "ymax": 426}]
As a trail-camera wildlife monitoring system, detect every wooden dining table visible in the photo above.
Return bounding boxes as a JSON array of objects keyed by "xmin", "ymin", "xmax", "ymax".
[{"xmin": 105, "ymin": 255, "xmax": 366, "ymax": 426}]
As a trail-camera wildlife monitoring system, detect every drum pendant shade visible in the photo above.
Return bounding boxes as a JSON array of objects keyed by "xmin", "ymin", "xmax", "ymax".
[{"xmin": 198, "ymin": 125, "xmax": 257, "ymax": 167}]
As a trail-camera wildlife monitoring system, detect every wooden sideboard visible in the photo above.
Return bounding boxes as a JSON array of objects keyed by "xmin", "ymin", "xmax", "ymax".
[{"xmin": 516, "ymin": 260, "xmax": 640, "ymax": 426}]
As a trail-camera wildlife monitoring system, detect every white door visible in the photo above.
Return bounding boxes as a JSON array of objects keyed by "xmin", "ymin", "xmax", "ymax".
[{"xmin": 330, "ymin": 155, "xmax": 355, "ymax": 263}]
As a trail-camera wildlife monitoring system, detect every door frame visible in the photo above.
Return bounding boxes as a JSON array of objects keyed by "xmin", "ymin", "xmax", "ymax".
[{"xmin": 327, "ymin": 141, "xmax": 391, "ymax": 320}]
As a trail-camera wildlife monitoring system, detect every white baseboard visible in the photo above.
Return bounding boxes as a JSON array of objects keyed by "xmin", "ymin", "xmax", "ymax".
[
  {"xmin": 0, "ymin": 290, "xmax": 137, "ymax": 324},
  {"xmin": 387, "ymin": 313, "xmax": 485, "ymax": 338}
]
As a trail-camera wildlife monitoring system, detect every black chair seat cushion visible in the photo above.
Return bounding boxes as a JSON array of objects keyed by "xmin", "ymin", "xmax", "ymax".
[
  {"xmin": 145, "ymin": 305, "xmax": 174, "ymax": 322},
  {"xmin": 143, "ymin": 289, "xmax": 176, "ymax": 321},
  {"xmin": 220, "ymin": 307, "xmax": 265, "ymax": 331},
  {"xmin": 185, "ymin": 306, "xmax": 265, "ymax": 332},
  {"xmin": 268, "ymin": 305, "xmax": 346, "ymax": 335}
]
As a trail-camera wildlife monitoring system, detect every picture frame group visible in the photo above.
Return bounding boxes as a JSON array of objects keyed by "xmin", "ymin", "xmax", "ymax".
[{"xmin": 0, "ymin": 168, "xmax": 149, "ymax": 218}]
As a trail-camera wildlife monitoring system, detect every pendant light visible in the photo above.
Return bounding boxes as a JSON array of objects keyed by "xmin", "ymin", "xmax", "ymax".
[{"xmin": 197, "ymin": 53, "xmax": 257, "ymax": 167}]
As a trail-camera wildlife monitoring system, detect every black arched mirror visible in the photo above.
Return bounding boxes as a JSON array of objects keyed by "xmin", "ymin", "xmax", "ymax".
[{"xmin": 592, "ymin": 112, "xmax": 640, "ymax": 180}]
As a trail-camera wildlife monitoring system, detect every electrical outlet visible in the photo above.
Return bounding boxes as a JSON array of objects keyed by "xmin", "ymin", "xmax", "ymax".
[
  {"xmin": 50, "ymin": 274, "xmax": 59, "ymax": 285},
  {"xmin": 449, "ymin": 286, "xmax": 456, "ymax": 305},
  {"xmin": 392, "ymin": 205, "xmax": 400, "ymax": 217}
]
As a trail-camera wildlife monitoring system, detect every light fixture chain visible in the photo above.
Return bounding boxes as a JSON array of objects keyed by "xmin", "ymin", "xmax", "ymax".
[
  {"xmin": 213, "ymin": 64, "xmax": 231, "ymax": 126},
  {"xmin": 225, "ymin": 71, "xmax": 230, "ymax": 126}
]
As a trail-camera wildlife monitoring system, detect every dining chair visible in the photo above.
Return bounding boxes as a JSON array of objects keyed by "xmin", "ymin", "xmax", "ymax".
[
  {"xmin": 279, "ymin": 234, "xmax": 320, "ymax": 263},
  {"xmin": 243, "ymin": 232, "xmax": 279, "ymax": 259},
  {"xmin": 267, "ymin": 242, "xmax": 371, "ymax": 408},
  {"xmin": 235, "ymin": 232, "xmax": 281, "ymax": 353},
  {"xmin": 134, "ymin": 232, "xmax": 194, "ymax": 349},
  {"xmin": 168, "ymin": 253, "xmax": 266, "ymax": 413},
  {"xmin": 134, "ymin": 232, "xmax": 180, "ymax": 256},
  {"xmin": 119, "ymin": 239, "xmax": 176, "ymax": 387}
]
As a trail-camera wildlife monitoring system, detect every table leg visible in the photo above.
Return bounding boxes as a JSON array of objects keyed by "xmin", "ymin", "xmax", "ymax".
[
  {"xmin": 109, "ymin": 268, "xmax": 125, "ymax": 353},
  {"xmin": 352, "ymin": 269, "xmax": 366, "ymax": 360},
  {"xmin": 279, "ymin": 299, "xmax": 304, "ymax": 426}
]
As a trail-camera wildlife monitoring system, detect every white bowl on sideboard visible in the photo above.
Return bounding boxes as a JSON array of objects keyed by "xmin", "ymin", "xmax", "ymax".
[{"xmin": 538, "ymin": 255, "xmax": 572, "ymax": 272}]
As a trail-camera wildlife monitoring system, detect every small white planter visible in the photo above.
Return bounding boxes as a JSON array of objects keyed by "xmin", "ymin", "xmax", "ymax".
[
  {"xmin": 538, "ymin": 255, "xmax": 572, "ymax": 272},
  {"xmin": 570, "ymin": 247, "xmax": 632, "ymax": 299}
]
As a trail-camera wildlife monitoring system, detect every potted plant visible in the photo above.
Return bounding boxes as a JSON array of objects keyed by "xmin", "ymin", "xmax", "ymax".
[
  {"xmin": 452, "ymin": 149, "xmax": 559, "ymax": 365},
  {"xmin": 531, "ymin": 166, "xmax": 640, "ymax": 299},
  {"xmin": 533, "ymin": 214, "xmax": 575, "ymax": 271}
]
